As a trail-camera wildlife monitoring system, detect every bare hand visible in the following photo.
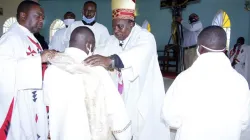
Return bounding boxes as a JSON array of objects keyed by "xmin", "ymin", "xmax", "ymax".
[
  {"xmin": 41, "ymin": 50, "xmax": 57, "ymax": 63},
  {"xmin": 175, "ymin": 16, "xmax": 182, "ymax": 23},
  {"xmin": 83, "ymin": 54, "xmax": 112, "ymax": 68}
]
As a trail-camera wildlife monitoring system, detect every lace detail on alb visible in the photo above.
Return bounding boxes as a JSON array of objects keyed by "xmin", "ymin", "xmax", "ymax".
[{"xmin": 50, "ymin": 53, "xmax": 114, "ymax": 140}]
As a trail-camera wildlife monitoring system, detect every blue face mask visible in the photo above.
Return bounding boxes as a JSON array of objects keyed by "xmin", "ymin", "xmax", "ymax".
[{"xmin": 82, "ymin": 15, "xmax": 96, "ymax": 24}]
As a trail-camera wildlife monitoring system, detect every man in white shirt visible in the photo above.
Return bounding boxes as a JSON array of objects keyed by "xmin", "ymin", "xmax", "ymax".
[
  {"xmin": 176, "ymin": 13, "xmax": 203, "ymax": 69},
  {"xmin": 49, "ymin": 11, "xmax": 76, "ymax": 52},
  {"xmin": 0, "ymin": 1, "xmax": 56, "ymax": 139},
  {"xmin": 162, "ymin": 26, "xmax": 250, "ymax": 140},
  {"xmin": 44, "ymin": 26, "xmax": 132, "ymax": 140},
  {"xmin": 64, "ymin": 1, "xmax": 110, "ymax": 49}
]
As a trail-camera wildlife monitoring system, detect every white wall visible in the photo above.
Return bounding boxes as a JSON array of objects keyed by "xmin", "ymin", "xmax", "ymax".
[{"xmin": 0, "ymin": 0, "xmax": 22, "ymax": 36}]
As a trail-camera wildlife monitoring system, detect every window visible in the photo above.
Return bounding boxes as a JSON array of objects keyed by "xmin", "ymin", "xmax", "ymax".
[
  {"xmin": 212, "ymin": 10, "xmax": 231, "ymax": 50},
  {"xmin": 3, "ymin": 17, "xmax": 17, "ymax": 34},
  {"xmin": 49, "ymin": 19, "xmax": 65, "ymax": 41}
]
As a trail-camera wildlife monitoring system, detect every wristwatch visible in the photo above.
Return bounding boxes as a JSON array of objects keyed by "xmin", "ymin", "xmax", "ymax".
[{"xmin": 108, "ymin": 56, "xmax": 115, "ymax": 71}]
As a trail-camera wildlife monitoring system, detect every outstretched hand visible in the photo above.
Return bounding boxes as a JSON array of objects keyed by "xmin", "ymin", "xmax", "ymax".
[
  {"xmin": 83, "ymin": 54, "xmax": 112, "ymax": 69},
  {"xmin": 41, "ymin": 50, "xmax": 57, "ymax": 63}
]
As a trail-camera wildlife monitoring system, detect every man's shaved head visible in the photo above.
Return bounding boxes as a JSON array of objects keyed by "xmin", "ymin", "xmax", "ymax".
[
  {"xmin": 197, "ymin": 26, "xmax": 227, "ymax": 54},
  {"xmin": 69, "ymin": 26, "xmax": 95, "ymax": 54}
]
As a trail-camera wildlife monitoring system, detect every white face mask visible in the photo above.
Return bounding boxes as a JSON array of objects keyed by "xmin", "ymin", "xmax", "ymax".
[
  {"xmin": 196, "ymin": 45, "xmax": 201, "ymax": 56},
  {"xmin": 63, "ymin": 19, "xmax": 75, "ymax": 26},
  {"xmin": 87, "ymin": 44, "xmax": 93, "ymax": 57},
  {"xmin": 197, "ymin": 45, "xmax": 226, "ymax": 56}
]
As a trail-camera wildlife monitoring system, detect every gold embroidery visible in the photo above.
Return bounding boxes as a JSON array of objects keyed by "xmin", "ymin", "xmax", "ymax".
[{"xmin": 113, "ymin": 121, "xmax": 132, "ymax": 134}]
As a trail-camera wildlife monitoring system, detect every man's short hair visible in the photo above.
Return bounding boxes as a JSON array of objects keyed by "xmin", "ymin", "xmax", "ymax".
[
  {"xmin": 16, "ymin": 1, "xmax": 40, "ymax": 20},
  {"xmin": 64, "ymin": 11, "xmax": 76, "ymax": 18},
  {"xmin": 84, "ymin": 1, "xmax": 97, "ymax": 9},
  {"xmin": 198, "ymin": 26, "xmax": 227, "ymax": 49}
]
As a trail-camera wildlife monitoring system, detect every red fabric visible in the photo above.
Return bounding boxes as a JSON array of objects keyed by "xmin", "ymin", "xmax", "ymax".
[
  {"xmin": 46, "ymin": 106, "xmax": 49, "ymax": 113},
  {"xmin": 27, "ymin": 37, "xmax": 43, "ymax": 51},
  {"xmin": 26, "ymin": 46, "xmax": 37, "ymax": 56},
  {"xmin": 42, "ymin": 63, "xmax": 48, "ymax": 80},
  {"xmin": 27, "ymin": 36, "xmax": 47, "ymax": 80},
  {"xmin": 0, "ymin": 98, "xmax": 15, "ymax": 140},
  {"xmin": 162, "ymin": 72, "xmax": 177, "ymax": 79},
  {"xmin": 112, "ymin": 9, "xmax": 135, "ymax": 20}
]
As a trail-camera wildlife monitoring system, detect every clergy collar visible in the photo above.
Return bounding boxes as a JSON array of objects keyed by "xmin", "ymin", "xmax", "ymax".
[
  {"xmin": 64, "ymin": 47, "xmax": 88, "ymax": 63},
  {"xmin": 82, "ymin": 20, "xmax": 96, "ymax": 26}
]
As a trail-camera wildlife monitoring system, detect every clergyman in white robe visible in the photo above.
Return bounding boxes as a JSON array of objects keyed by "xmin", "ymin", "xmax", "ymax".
[
  {"xmin": 96, "ymin": 24, "xmax": 170, "ymax": 140},
  {"xmin": 0, "ymin": 22, "xmax": 48, "ymax": 139},
  {"xmin": 43, "ymin": 47, "xmax": 132, "ymax": 140},
  {"xmin": 49, "ymin": 12, "xmax": 76, "ymax": 52},
  {"xmin": 63, "ymin": 21, "xmax": 110, "ymax": 49},
  {"xmin": 162, "ymin": 51, "xmax": 250, "ymax": 140}
]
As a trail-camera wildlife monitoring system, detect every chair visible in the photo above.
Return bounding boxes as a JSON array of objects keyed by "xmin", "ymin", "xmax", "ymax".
[{"xmin": 158, "ymin": 44, "xmax": 180, "ymax": 73}]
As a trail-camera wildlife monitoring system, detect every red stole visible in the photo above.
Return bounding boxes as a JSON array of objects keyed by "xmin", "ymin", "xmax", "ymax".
[
  {"xmin": 230, "ymin": 45, "xmax": 241, "ymax": 60},
  {"xmin": 27, "ymin": 36, "xmax": 47, "ymax": 80}
]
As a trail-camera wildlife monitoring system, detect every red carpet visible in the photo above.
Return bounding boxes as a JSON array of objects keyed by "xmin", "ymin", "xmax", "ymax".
[{"xmin": 162, "ymin": 71, "xmax": 178, "ymax": 79}]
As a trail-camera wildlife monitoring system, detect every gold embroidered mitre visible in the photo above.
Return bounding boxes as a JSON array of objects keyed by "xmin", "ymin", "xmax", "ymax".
[{"xmin": 112, "ymin": 0, "xmax": 136, "ymax": 20}]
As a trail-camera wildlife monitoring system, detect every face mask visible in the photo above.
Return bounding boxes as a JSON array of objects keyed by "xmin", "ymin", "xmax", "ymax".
[
  {"xmin": 64, "ymin": 19, "xmax": 75, "ymax": 26},
  {"xmin": 196, "ymin": 45, "xmax": 201, "ymax": 56},
  {"xmin": 197, "ymin": 45, "xmax": 226, "ymax": 56},
  {"xmin": 82, "ymin": 15, "xmax": 96, "ymax": 24},
  {"xmin": 87, "ymin": 44, "xmax": 93, "ymax": 57}
]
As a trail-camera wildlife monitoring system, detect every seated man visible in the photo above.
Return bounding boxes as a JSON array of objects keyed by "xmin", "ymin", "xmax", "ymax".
[{"xmin": 43, "ymin": 26, "xmax": 132, "ymax": 140}]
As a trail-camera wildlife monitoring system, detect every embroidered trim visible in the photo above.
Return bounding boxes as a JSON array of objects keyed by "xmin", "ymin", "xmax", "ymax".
[
  {"xmin": 112, "ymin": 9, "xmax": 135, "ymax": 20},
  {"xmin": 112, "ymin": 121, "xmax": 132, "ymax": 134}
]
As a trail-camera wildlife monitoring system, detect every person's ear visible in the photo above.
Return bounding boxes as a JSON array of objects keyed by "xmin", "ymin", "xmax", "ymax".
[
  {"xmin": 199, "ymin": 46, "xmax": 205, "ymax": 54},
  {"xmin": 129, "ymin": 21, "xmax": 135, "ymax": 28},
  {"xmin": 20, "ymin": 12, "xmax": 27, "ymax": 21}
]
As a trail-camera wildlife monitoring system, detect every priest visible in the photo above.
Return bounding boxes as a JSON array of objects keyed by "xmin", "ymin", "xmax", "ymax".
[
  {"xmin": 43, "ymin": 26, "xmax": 132, "ymax": 140},
  {"xmin": 49, "ymin": 11, "xmax": 76, "ymax": 52},
  {"xmin": 161, "ymin": 26, "xmax": 250, "ymax": 140},
  {"xmin": 0, "ymin": 1, "xmax": 55, "ymax": 139},
  {"xmin": 63, "ymin": 1, "xmax": 110, "ymax": 49},
  {"xmin": 84, "ymin": 0, "xmax": 170, "ymax": 140}
]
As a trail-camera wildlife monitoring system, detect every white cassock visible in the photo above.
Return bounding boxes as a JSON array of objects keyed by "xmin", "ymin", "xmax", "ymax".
[
  {"xmin": 162, "ymin": 52, "xmax": 250, "ymax": 140},
  {"xmin": 0, "ymin": 23, "xmax": 48, "ymax": 140},
  {"xmin": 63, "ymin": 21, "xmax": 110, "ymax": 49},
  {"xmin": 95, "ymin": 24, "xmax": 170, "ymax": 140},
  {"xmin": 49, "ymin": 28, "xmax": 67, "ymax": 52},
  {"xmin": 43, "ymin": 47, "xmax": 132, "ymax": 140}
]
